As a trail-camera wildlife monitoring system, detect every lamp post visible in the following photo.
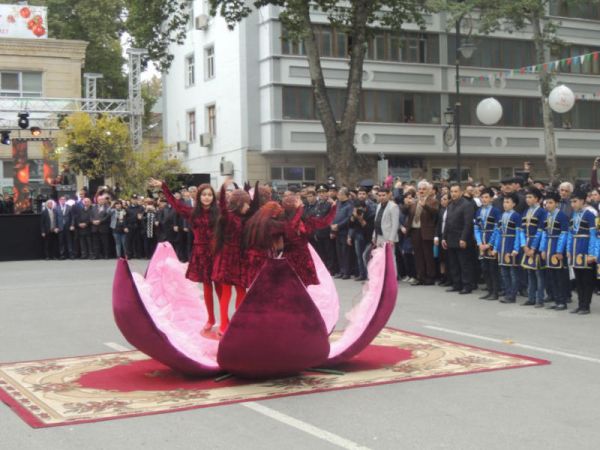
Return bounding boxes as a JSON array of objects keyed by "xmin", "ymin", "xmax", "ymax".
[{"xmin": 449, "ymin": 18, "xmax": 476, "ymax": 183}]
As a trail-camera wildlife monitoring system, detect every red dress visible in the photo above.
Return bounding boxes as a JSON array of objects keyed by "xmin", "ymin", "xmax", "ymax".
[
  {"xmin": 162, "ymin": 185, "xmax": 214, "ymax": 284},
  {"xmin": 284, "ymin": 204, "xmax": 337, "ymax": 286},
  {"xmin": 211, "ymin": 201, "xmax": 247, "ymax": 288}
]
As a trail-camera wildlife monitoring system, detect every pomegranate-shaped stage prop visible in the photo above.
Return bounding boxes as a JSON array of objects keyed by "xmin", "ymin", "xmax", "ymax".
[{"xmin": 112, "ymin": 242, "xmax": 397, "ymax": 378}]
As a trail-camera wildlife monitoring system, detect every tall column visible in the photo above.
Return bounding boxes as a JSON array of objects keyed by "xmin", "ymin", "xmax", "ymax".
[{"xmin": 127, "ymin": 49, "xmax": 148, "ymax": 151}]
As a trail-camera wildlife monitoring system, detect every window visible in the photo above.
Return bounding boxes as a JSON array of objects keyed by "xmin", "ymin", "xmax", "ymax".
[
  {"xmin": 207, "ymin": 105, "xmax": 216, "ymax": 136},
  {"xmin": 448, "ymin": 36, "xmax": 536, "ymax": 69},
  {"xmin": 187, "ymin": 0, "xmax": 194, "ymax": 30},
  {"xmin": 187, "ymin": 110, "xmax": 196, "ymax": 142},
  {"xmin": 552, "ymin": 44, "xmax": 600, "ymax": 75},
  {"xmin": 0, "ymin": 71, "xmax": 42, "ymax": 97},
  {"xmin": 281, "ymin": 28, "xmax": 306, "ymax": 55},
  {"xmin": 432, "ymin": 168, "xmax": 470, "ymax": 182},
  {"xmin": 281, "ymin": 25, "xmax": 438, "ymax": 63},
  {"xmin": 2, "ymin": 161, "xmax": 15, "ymax": 178},
  {"xmin": 489, "ymin": 167, "xmax": 518, "ymax": 183},
  {"xmin": 554, "ymin": 100, "xmax": 600, "ymax": 130},
  {"xmin": 454, "ymin": 94, "xmax": 600, "ymax": 130},
  {"xmin": 366, "ymin": 31, "xmax": 438, "ymax": 63},
  {"xmin": 335, "ymin": 31, "xmax": 348, "ymax": 57},
  {"xmin": 205, "ymin": 46, "xmax": 215, "ymax": 79},
  {"xmin": 317, "ymin": 29, "xmax": 332, "ymax": 57},
  {"xmin": 185, "ymin": 55, "xmax": 195, "ymax": 87},
  {"xmin": 270, "ymin": 166, "xmax": 317, "ymax": 182},
  {"xmin": 451, "ymin": 95, "xmax": 544, "ymax": 128},
  {"xmin": 282, "ymin": 86, "xmax": 440, "ymax": 124},
  {"xmin": 549, "ymin": 0, "xmax": 600, "ymax": 20}
]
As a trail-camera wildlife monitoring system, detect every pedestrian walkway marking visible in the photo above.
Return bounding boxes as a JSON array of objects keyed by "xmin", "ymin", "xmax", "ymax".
[
  {"xmin": 242, "ymin": 402, "xmax": 371, "ymax": 450},
  {"xmin": 103, "ymin": 342, "xmax": 131, "ymax": 352},
  {"xmin": 102, "ymin": 343, "xmax": 371, "ymax": 448},
  {"xmin": 423, "ymin": 326, "xmax": 600, "ymax": 364}
]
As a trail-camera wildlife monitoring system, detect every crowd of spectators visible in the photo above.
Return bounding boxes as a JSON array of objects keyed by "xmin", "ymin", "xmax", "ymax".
[{"xmin": 21, "ymin": 158, "xmax": 600, "ymax": 315}]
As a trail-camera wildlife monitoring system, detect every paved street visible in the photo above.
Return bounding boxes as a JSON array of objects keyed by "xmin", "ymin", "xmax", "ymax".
[{"xmin": 1, "ymin": 259, "xmax": 600, "ymax": 450}]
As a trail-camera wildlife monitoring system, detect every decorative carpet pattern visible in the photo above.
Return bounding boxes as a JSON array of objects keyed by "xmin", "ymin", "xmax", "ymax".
[{"xmin": 0, "ymin": 328, "xmax": 549, "ymax": 428}]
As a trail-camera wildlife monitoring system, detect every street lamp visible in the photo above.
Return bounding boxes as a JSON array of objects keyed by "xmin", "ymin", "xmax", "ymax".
[{"xmin": 450, "ymin": 18, "xmax": 476, "ymax": 183}]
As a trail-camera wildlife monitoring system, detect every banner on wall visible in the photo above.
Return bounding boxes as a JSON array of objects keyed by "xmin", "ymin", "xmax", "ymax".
[
  {"xmin": 11, "ymin": 139, "xmax": 57, "ymax": 214},
  {"xmin": 0, "ymin": 4, "xmax": 47, "ymax": 39}
]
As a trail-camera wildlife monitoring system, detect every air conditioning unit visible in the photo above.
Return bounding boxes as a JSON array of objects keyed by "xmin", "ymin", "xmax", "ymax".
[
  {"xmin": 200, "ymin": 133, "xmax": 212, "ymax": 147},
  {"xmin": 195, "ymin": 14, "xmax": 209, "ymax": 30},
  {"xmin": 220, "ymin": 160, "xmax": 234, "ymax": 176},
  {"xmin": 177, "ymin": 141, "xmax": 189, "ymax": 153}
]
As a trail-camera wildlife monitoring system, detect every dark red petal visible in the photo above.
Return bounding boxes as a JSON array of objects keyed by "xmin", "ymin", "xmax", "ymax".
[{"xmin": 217, "ymin": 259, "xmax": 330, "ymax": 378}]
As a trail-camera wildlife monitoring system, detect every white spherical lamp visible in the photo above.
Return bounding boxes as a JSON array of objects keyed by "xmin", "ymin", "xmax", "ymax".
[
  {"xmin": 549, "ymin": 85, "xmax": 575, "ymax": 113},
  {"xmin": 476, "ymin": 97, "xmax": 503, "ymax": 125}
]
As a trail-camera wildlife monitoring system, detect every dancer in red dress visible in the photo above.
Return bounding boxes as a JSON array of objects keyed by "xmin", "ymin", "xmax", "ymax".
[
  {"xmin": 243, "ymin": 201, "xmax": 286, "ymax": 286},
  {"xmin": 212, "ymin": 181, "xmax": 252, "ymax": 335},
  {"xmin": 281, "ymin": 194, "xmax": 337, "ymax": 286},
  {"xmin": 148, "ymin": 178, "xmax": 220, "ymax": 331}
]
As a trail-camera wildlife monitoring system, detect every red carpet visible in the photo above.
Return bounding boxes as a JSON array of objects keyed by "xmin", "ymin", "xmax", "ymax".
[{"xmin": 0, "ymin": 328, "xmax": 549, "ymax": 428}]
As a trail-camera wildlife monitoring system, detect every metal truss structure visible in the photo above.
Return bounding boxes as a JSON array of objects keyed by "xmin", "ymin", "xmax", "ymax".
[{"xmin": 0, "ymin": 49, "xmax": 147, "ymax": 150}]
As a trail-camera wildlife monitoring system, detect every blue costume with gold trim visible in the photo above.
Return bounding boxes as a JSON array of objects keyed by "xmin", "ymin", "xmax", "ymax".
[
  {"xmin": 539, "ymin": 209, "xmax": 569, "ymax": 269},
  {"xmin": 519, "ymin": 205, "xmax": 547, "ymax": 270},
  {"xmin": 491, "ymin": 210, "xmax": 521, "ymax": 267},
  {"xmin": 567, "ymin": 209, "xmax": 597, "ymax": 269},
  {"xmin": 474, "ymin": 204, "xmax": 502, "ymax": 259}
]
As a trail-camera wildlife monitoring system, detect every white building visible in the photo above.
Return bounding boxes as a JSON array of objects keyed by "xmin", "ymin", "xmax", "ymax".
[{"xmin": 163, "ymin": 1, "xmax": 600, "ymax": 186}]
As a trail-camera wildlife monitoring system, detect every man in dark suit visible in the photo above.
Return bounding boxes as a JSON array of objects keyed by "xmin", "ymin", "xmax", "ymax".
[
  {"xmin": 56, "ymin": 196, "xmax": 75, "ymax": 259},
  {"xmin": 313, "ymin": 184, "xmax": 334, "ymax": 270},
  {"xmin": 91, "ymin": 195, "xmax": 112, "ymax": 259},
  {"xmin": 156, "ymin": 199, "xmax": 180, "ymax": 249},
  {"xmin": 331, "ymin": 187, "xmax": 354, "ymax": 279},
  {"xmin": 41, "ymin": 199, "xmax": 60, "ymax": 259},
  {"xmin": 125, "ymin": 195, "xmax": 144, "ymax": 259},
  {"xmin": 443, "ymin": 184, "xmax": 476, "ymax": 294},
  {"xmin": 403, "ymin": 180, "xmax": 439, "ymax": 285},
  {"xmin": 75, "ymin": 198, "xmax": 94, "ymax": 258}
]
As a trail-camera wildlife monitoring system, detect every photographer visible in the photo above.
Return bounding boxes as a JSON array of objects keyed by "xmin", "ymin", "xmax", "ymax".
[
  {"xmin": 591, "ymin": 157, "xmax": 600, "ymax": 189},
  {"xmin": 348, "ymin": 187, "xmax": 375, "ymax": 281}
]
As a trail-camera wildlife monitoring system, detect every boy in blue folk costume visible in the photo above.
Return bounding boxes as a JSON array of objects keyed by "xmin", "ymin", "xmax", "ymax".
[
  {"xmin": 566, "ymin": 190, "xmax": 597, "ymax": 315},
  {"xmin": 539, "ymin": 192, "xmax": 570, "ymax": 311},
  {"xmin": 491, "ymin": 193, "xmax": 521, "ymax": 304},
  {"xmin": 519, "ymin": 187, "xmax": 547, "ymax": 307},
  {"xmin": 475, "ymin": 188, "xmax": 502, "ymax": 300}
]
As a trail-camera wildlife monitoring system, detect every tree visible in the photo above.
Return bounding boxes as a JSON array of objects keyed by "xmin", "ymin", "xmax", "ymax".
[
  {"xmin": 142, "ymin": 75, "xmax": 162, "ymax": 129},
  {"xmin": 125, "ymin": 0, "xmax": 191, "ymax": 72},
  {"xmin": 59, "ymin": 113, "xmax": 132, "ymax": 180},
  {"xmin": 120, "ymin": 142, "xmax": 184, "ymax": 196},
  {"xmin": 25, "ymin": 0, "xmax": 128, "ymax": 98},
  {"xmin": 211, "ymin": 0, "xmax": 428, "ymax": 185},
  {"xmin": 437, "ymin": 0, "xmax": 598, "ymax": 181}
]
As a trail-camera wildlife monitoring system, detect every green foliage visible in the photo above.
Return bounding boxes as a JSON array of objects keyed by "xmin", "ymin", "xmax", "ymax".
[
  {"xmin": 142, "ymin": 76, "xmax": 162, "ymax": 128},
  {"xmin": 125, "ymin": 0, "xmax": 191, "ymax": 72},
  {"xmin": 120, "ymin": 142, "xmax": 184, "ymax": 196},
  {"xmin": 211, "ymin": 0, "xmax": 428, "ymax": 36},
  {"xmin": 20, "ymin": 0, "xmax": 128, "ymax": 98},
  {"xmin": 60, "ymin": 113, "xmax": 132, "ymax": 180}
]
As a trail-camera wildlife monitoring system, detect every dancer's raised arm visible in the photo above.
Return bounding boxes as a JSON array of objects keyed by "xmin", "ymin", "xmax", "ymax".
[{"xmin": 149, "ymin": 178, "xmax": 193, "ymax": 220}]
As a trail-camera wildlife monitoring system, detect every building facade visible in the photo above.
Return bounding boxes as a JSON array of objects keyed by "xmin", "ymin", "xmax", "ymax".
[
  {"xmin": 0, "ymin": 37, "xmax": 87, "ymax": 194},
  {"xmin": 163, "ymin": 1, "xmax": 600, "ymax": 187}
]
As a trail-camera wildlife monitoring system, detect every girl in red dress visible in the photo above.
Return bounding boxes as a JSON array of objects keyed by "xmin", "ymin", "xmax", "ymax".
[
  {"xmin": 281, "ymin": 194, "xmax": 337, "ymax": 286},
  {"xmin": 149, "ymin": 178, "xmax": 220, "ymax": 331},
  {"xmin": 243, "ymin": 201, "xmax": 286, "ymax": 286},
  {"xmin": 212, "ymin": 182, "xmax": 251, "ymax": 335}
]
